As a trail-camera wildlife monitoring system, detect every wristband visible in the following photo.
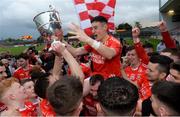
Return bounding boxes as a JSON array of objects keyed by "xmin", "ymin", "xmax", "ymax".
[{"xmin": 92, "ymin": 40, "xmax": 101, "ymax": 50}]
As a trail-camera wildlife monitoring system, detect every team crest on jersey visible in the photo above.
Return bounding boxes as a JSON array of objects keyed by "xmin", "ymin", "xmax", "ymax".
[
  {"xmin": 20, "ymin": 73, "xmax": 25, "ymax": 77},
  {"xmin": 91, "ymin": 53, "xmax": 105, "ymax": 64}
]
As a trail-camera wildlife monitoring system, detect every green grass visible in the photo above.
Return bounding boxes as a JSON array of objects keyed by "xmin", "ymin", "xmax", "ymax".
[
  {"xmin": 0, "ymin": 44, "xmax": 45, "ymax": 55},
  {"xmin": 0, "ymin": 38, "xmax": 161, "ymax": 55},
  {"xmin": 125, "ymin": 38, "xmax": 160, "ymax": 50}
]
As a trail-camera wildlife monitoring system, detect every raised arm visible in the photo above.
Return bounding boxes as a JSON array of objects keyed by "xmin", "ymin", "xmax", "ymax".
[
  {"xmin": 51, "ymin": 35, "xmax": 65, "ymax": 80},
  {"xmin": 51, "ymin": 41, "xmax": 84, "ymax": 83},
  {"xmin": 63, "ymin": 40, "xmax": 88, "ymax": 57},
  {"xmin": 69, "ymin": 23, "xmax": 119, "ymax": 60},
  {"xmin": 132, "ymin": 27, "xmax": 149, "ymax": 65},
  {"xmin": 158, "ymin": 21, "xmax": 176, "ymax": 48},
  {"xmin": 52, "ymin": 55, "xmax": 63, "ymax": 80}
]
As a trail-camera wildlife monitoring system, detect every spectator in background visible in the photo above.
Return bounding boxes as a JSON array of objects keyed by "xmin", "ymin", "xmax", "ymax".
[
  {"xmin": 0, "ymin": 60, "xmax": 8, "ymax": 112},
  {"xmin": 26, "ymin": 46, "xmax": 38, "ymax": 65},
  {"xmin": 143, "ymin": 43, "xmax": 154, "ymax": 54},
  {"xmin": 156, "ymin": 40, "xmax": 166, "ymax": 53},
  {"xmin": 13, "ymin": 53, "xmax": 32, "ymax": 81},
  {"xmin": 0, "ymin": 62, "xmax": 7, "ymax": 81},
  {"xmin": 1, "ymin": 58, "xmax": 15, "ymax": 78}
]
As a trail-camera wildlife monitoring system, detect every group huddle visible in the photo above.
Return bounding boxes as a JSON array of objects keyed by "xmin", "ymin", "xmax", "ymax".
[{"xmin": 0, "ymin": 16, "xmax": 180, "ymax": 116}]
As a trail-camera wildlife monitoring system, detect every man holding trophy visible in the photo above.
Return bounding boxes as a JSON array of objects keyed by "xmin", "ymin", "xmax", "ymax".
[
  {"xmin": 33, "ymin": 5, "xmax": 122, "ymax": 79},
  {"xmin": 33, "ymin": 5, "xmax": 122, "ymax": 115},
  {"xmin": 33, "ymin": 5, "xmax": 85, "ymax": 116}
]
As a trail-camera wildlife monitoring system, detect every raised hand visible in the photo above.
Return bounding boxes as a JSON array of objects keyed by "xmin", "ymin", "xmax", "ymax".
[
  {"xmin": 132, "ymin": 27, "xmax": 140, "ymax": 43},
  {"xmin": 51, "ymin": 41, "xmax": 66, "ymax": 56},
  {"xmin": 68, "ymin": 23, "xmax": 91, "ymax": 43},
  {"xmin": 158, "ymin": 21, "xmax": 168, "ymax": 32}
]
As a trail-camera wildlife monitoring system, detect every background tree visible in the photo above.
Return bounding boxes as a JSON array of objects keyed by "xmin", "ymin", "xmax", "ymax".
[
  {"xmin": 117, "ymin": 23, "xmax": 132, "ymax": 31},
  {"xmin": 134, "ymin": 21, "xmax": 142, "ymax": 29},
  {"xmin": 37, "ymin": 36, "xmax": 44, "ymax": 44}
]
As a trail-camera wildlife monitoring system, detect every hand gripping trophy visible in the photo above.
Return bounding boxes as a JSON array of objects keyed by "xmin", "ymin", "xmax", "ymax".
[{"xmin": 33, "ymin": 5, "xmax": 64, "ymax": 50}]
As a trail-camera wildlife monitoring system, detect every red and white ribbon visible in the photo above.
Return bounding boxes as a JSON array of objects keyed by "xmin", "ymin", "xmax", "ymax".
[{"xmin": 73, "ymin": 0, "xmax": 116, "ymax": 36}]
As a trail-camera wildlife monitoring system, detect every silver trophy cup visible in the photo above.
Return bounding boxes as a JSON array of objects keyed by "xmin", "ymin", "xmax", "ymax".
[{"xmin": 33, "ymin": 9, "xmax": 61, "ymax": 40}]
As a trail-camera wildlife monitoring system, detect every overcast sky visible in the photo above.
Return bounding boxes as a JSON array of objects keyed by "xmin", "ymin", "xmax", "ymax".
[{"xmin": 0, "ymin": 0, "xmax": 168, "ymax": 39}]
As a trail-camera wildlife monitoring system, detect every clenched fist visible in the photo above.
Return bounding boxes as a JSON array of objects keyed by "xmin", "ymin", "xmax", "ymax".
[
  {"xmin": 132, "ymin": 27, "xmax": 140, "ymax": 43},
  {"xmin": 158, "ymin": 21, "xmax": 168, "ymax": 32}
]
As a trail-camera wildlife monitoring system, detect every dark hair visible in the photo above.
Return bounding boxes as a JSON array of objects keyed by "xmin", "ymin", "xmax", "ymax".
[
  {"xmin": 90, "ymin": 74, "xmax": 104, "ymax": 86},
  {"xmin": 79, "ymin": 54, "xmax": 89, "ymax": 63},
  {"xmin": 41, "ymin": 52, "xmax": 55, "ymax": 72},
  {"xmin": 147, "ymin": 52, "xmax": 159, "ymax": 57},
  {"xmin": 97, "ymin": 77, "xmax": 139, "ymax": 116},
  {"xmin": 34, "ymin": 73, "xmax": 50, "ymax": 99},
  {"xmin": 91, "ymin": 16, "xmax": 107, "ymax": 24},
  {"xmin": 28, "ymin": 46, "xmax": 36, "ymax": 52},
  {"xmin": 16, "ymin": 53, "xmax": 29, "ymax": 60},
  {"xmin": 149, "ymin": 55, "xmax": 174, "ymax": 77},
  {"xmin": 20, "ymin": 79, "xmax": 33, "ymax": 85},
  {"xmin": 143, "ymin": 43, "xmax": 153, "ymax": 49},
  {"xmin": 170, "ymin": 61, "xmax": 180, "ymax": 72},
  {"xmin": 47, "ymin": 76, "xmax": 83, "ymax": 116},
  {"xmin": 31, "ymin": 71, "xmax": 50, "ymax": 82},
  {"xmin": 0, "ymin": 61, "xmax": 3, "ymax": 66},
  {"xmin": 126, "ymin": 46, "xmax": 135, "ymax": 53},
  {"xmin": 161, "ymin": 48, "xmax": 180, "ymax": 57},
  {"xmin": 152, "ymin": 81, "xmax": 180, "ymax": 115}
]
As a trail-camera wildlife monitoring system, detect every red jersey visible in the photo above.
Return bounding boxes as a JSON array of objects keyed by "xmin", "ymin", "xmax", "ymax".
[
  {"xmin": 130, "ymin": 42, "xmax": 151, "ymax": 100},
  {"xmin": 84, "ymin": 35, "xmax": 122, "ymax": 79},
  {"xmin": 135, "ymin": 42, "xmax": 149, "ymax": 65},
  {"xmin": 161, "ymin": 31, "xmax": 176, "ymax": 48},
  {"xmin": 82, "ymin": 94, "xmax": 98, "ymax": 116},
  {"xmin": 13, "ymin": 65, "xmax": 32, "ymax": 80},
  {"xmin": 125, "ymin": 63, "xmax": 151, "ymax": 101},
  {"xmin": 80, "ymin": 63, "xmax": 91, "ymax": 78},
  {"xmin": 40, "ymin": 99, "xmax": 56, "ymax": 117},
  {"xmin": 68, "ymin": 63, "xmax": 91, "ymax": 79},
  {"xmin": 19, "ymin": 101, "xmax": 38, "ymax": 116}
]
